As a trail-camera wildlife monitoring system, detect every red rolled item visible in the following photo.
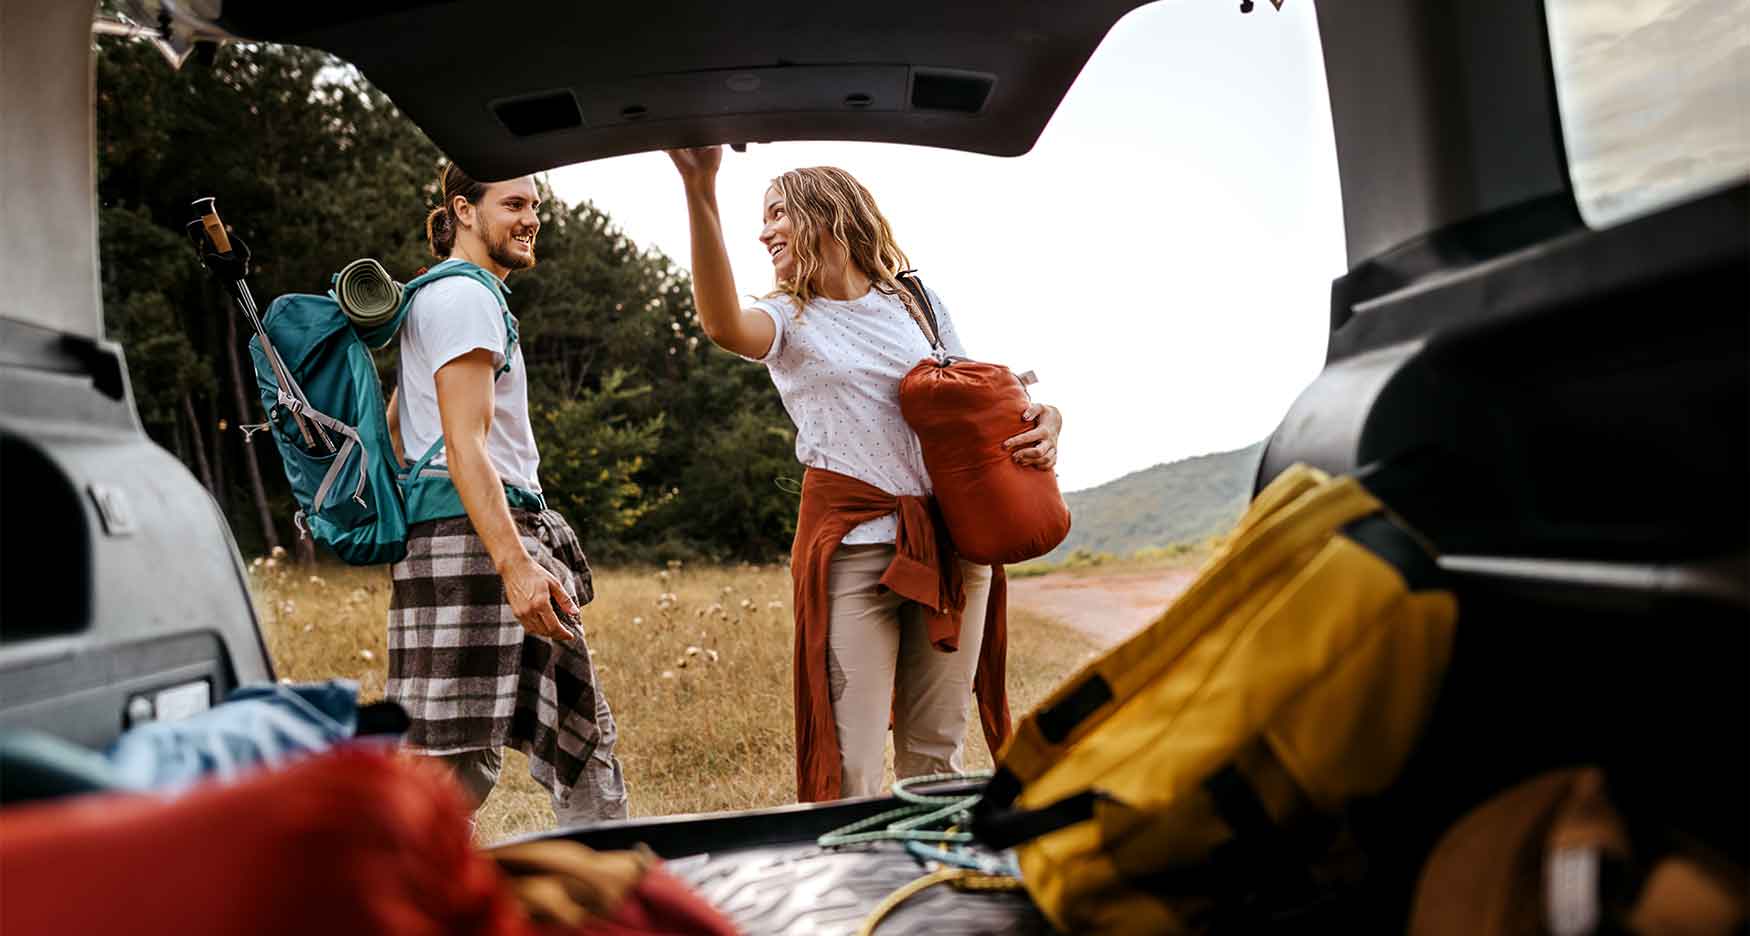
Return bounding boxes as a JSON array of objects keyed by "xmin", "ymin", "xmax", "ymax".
[{"xmin": 899, "ymin": 359, "xmax": 1071, "ymax": 566}]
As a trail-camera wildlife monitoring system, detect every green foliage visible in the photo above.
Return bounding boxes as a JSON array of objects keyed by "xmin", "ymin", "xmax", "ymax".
[
  {"xmin": 98, "ymin": 205, "xmax": 214, "ymax": 426},
  {"xmin": 650, "ymin": 404, "xmax": 802, "ymax": 561},
  {"xmin": 94, "ymin": 37, "xmax": 799, "ymax": 561},
  {"xmin": 512, "ymin": 192, "xmax": 801, "ymax": 561},
  {"xmin": 531, "ymin": 370, "xmax": 668, "ymax": 560}
]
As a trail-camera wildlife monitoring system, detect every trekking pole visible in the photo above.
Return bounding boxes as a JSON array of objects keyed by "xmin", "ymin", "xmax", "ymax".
[{"xmin": 187, "ymin": 197, "xmax": 333, "ymax": 453}]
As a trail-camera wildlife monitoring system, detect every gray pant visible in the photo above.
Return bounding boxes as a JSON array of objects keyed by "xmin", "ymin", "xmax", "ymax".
[
  {"xmin": 434, "ymin": 688, "xmax": 629, "ymax": 827},
  {"xmin": 827, "ymin": 543, "xmax": 994, "ymax": 798}
]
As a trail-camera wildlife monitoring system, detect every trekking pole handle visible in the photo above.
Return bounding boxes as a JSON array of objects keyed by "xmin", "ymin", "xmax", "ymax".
[{"xmin": 190, "ymin": 196, "xmax": 232, "ymax": 254}]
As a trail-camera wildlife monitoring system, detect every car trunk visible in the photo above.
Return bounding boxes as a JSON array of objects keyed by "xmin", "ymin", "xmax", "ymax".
[{"xmin": 2, "ymin": 0, "xmax": 1742, "ymax": 932}]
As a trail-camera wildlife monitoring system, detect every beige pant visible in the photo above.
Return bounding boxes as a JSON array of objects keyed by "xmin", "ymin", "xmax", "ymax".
[{"xmin": 827, "ymin": 543, "xmax": 994, "ymax": 798}]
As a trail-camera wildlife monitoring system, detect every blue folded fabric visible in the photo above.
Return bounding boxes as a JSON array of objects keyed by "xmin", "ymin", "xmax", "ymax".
[
  {"xmin": 105, "ymin": 680, "xmax": 368, "ymax": 790},
  {"xmin": 0, "ymin": 680, "xmax": 403, "ymax": 804}
]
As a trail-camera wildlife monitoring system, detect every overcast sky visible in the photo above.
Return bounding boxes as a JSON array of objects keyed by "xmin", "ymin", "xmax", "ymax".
[
  {"xmin": 1544, "ymin": 0, "xmax": 1750, "ymax": 226},
  {"xmin": 549, "ymin": 0, "xmax": 1346, "ymax": 493}
]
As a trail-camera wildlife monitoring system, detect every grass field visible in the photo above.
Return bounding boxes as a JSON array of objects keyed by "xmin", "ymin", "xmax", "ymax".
[{"xmin": 250, "ymin": 556, "xmax": 1101, "ymax": 843}]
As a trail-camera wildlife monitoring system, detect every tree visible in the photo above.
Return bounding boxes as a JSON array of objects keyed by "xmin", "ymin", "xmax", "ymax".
[
  {"xmin": 95, "ymin": 37, "xmax": 801, "ymax": 563},
  {"xmin": 530, "ymin": 370, "xmax": 669, "ymax": 561},
  {"xmin": 515, "ymin": 196, "xmax": 802, "ymax": 560},
  {"xmin": 96, "ymin": 38, "xmax": 444, "ymax": 554}
]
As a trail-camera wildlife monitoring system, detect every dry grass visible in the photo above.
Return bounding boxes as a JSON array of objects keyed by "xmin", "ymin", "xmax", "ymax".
[
  {"xmin": 1009, "ymin": 540, "xmax": 1220, "ymax": 580},
  {"xmin": 250, "ymin": 556, "xmax": 1100, "ymax": 844}
]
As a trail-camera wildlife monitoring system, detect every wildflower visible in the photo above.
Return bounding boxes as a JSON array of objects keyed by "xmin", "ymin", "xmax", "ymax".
[
  {"xmin": 632, "ymin": 616, "xmax": 644, "ymax": 626},
  {"xmin": 308, "ymin": 575, "xmax": 325, "ymax": 587},
  {"xmin": 660, "ymin": 670, "xmax": 676, "ymax": 679},
  {"xmin": 686, "ymin": 646, "xmax": 701, "ymax": 656},
  {"xmin": 739, "ymin": 598, "xmax": 753, "ymax": 611},
  {"xmin": 359, "ymin": 649, "xmax": 375, "ymax": 662},
  {"xmin": 706, "ymin": 649, "xmax": 720, "ymax": 663},
  {"xmin": 270, "ymin": 545, "xmax": 287, "ymax": 560}
]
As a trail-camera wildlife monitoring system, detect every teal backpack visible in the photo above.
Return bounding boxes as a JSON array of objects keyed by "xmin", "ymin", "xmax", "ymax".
[{"xmin": 248, "ymin": 258, "xmax": 542, "ymax": 565}]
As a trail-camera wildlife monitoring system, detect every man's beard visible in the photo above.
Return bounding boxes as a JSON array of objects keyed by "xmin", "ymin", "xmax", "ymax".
[{"xmin": 486, "ymin": 221, "xmax": 537, "ymax": 271}]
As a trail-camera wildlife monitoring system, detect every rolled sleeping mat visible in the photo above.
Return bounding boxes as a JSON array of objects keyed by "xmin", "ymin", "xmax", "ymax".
[{"xmin": 334, "ymin": 258, "xmax": 404, "ymax": 329}]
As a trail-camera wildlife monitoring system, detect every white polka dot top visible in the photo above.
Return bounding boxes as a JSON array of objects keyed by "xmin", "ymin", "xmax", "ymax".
[{"xmin": 745, "ymin": 284, "xmax": 968, "ymax": 545}]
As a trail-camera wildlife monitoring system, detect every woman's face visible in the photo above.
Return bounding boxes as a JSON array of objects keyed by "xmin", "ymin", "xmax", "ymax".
[{"xmin": 759, "ymin": 186, "xmax": 799, "ymax": 283}]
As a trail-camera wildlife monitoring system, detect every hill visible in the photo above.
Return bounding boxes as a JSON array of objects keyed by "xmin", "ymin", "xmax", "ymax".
[{"xmin": 1042, "ymin": 442, "xmax": 1265, "ymax": 563}]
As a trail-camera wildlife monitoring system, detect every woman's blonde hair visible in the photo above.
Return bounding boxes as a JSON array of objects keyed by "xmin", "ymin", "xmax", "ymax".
[{"xmin": 765, "ymin": 166, "xmax": 924, "ymax": 324}]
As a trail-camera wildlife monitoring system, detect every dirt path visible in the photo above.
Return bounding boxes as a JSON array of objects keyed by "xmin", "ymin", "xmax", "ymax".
[{"xmin": 1008, "ymin": 567, "xmax": 1198, "ymax": 649}]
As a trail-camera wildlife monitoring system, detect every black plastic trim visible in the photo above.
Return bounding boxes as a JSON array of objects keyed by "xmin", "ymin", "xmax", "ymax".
[
  {"xmin": 1341, "ymin": 514, "xmax": 1442, "ymax": 593},
  {"xmin": 1037, "ymin": 673, "xmax": 1113, "ymax": 744}
]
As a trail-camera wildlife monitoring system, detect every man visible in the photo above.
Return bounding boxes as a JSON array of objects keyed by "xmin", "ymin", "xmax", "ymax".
[{"xmin": 384, "ymin": 162, "xmax": 628, "ymax": 825}]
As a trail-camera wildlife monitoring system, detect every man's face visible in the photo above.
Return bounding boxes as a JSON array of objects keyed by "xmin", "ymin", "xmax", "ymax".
[{"xmin": 462, "ymin": 177, "xmax": 541, "ymax": 272}]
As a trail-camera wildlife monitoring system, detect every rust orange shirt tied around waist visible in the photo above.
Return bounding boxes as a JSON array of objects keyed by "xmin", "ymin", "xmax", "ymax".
[{"xmin": 791, "ymin": 467, "xmax": 1012, "ymax": 802}]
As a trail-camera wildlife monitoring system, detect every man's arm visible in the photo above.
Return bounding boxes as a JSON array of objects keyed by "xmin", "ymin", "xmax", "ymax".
[
  {"xmin": 385, "ymin": 386, "xmax": 406, "ymax": 466},
  {"xmin": 434, "ymin": 350, "xmax": 575, "ymax": 640}
]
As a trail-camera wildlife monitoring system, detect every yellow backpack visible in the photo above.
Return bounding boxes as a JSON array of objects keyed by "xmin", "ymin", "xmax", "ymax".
[{"xmin": 973, "ymin": 464, "xmax": 1458, "ymax": 934}]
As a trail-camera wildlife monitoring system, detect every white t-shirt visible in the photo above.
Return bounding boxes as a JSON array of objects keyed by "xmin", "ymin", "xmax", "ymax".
[
  {"xmin": 397, "ymin": 263, "xmax": 542, "ymax": 493},
  {"xmin": 747, "ymin": 284, "xmax": 967, "ymax": 545}
]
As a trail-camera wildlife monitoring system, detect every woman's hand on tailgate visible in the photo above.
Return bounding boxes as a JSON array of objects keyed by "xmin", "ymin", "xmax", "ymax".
[
  {"xmin": 666, "ymin": 145, "xmax": 723, "ymax": 184},
  {"xmin": 1005, "ymin": 403, "xmax": 1061, "ymax": 470}
]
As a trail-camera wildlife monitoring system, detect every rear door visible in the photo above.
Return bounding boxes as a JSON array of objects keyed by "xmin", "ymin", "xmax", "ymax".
[
  {"xmin": 0, "ymin": 0, "xmax": 272, "ymax": 749},
  {"xmin": 1260, "ymin": 0, "xmax": 1748, "ymax": 919}
]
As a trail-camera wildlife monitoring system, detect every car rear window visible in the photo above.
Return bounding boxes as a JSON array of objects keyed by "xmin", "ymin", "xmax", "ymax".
[{"xmin": 1544, "ymin": 0, "xmax": 1750, "ymax": 227}]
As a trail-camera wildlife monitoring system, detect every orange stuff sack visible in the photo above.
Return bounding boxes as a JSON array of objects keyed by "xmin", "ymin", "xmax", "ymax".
[
  {"xmin": 0, "ymin": 747, "xmax": 528, "ymax": 936},
  {"xmin": 899, "ymin": 358, "xmax": 1072, "ymax": 565}
]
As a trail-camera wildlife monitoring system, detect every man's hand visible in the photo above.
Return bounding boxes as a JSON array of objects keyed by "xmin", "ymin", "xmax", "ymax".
[
  {"xmin": 1004, "ymin": 403, "xmax": 1062, "ymax": 470},
  {"xmin": 666, "ymin": 145, "xmax": 723, "ymax": 184},
  {"xmin": 500, "ymin": 555, "xmax": 580, "ymax": 642}
]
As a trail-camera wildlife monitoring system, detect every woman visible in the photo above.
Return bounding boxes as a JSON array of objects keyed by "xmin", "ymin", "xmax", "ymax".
[{"xmin": 667, "ymin": 146, "xmax": 1063, "ymax": 801}]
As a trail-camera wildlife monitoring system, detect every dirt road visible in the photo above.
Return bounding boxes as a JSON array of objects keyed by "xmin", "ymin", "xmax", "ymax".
[{"xmin": 1008, "ymin": 567, "xmax": 1198, "ymax": 649}]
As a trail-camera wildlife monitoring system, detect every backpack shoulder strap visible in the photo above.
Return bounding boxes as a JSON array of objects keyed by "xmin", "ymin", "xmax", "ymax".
[
  {"xmin": 397, "ymin": 260, "xmax": 518, "ymax": 378},
  {"xmin": 896, "ymin": 270, "xmax": 943, "ymax": 352},
  {"xmin": 404, "ymin": 259, "xmax": 510, "ymax": 312}
]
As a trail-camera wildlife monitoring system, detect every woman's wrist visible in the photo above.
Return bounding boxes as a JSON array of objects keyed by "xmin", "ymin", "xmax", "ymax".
[{"xmin": 682, "ymin": 175, "xmax": 718, "ymax": 199}]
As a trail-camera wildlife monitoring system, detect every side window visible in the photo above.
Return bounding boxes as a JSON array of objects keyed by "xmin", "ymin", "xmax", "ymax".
[{"xmin": 1544, "ymin": 0, "xmax": 1750, "ymax": 227}]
